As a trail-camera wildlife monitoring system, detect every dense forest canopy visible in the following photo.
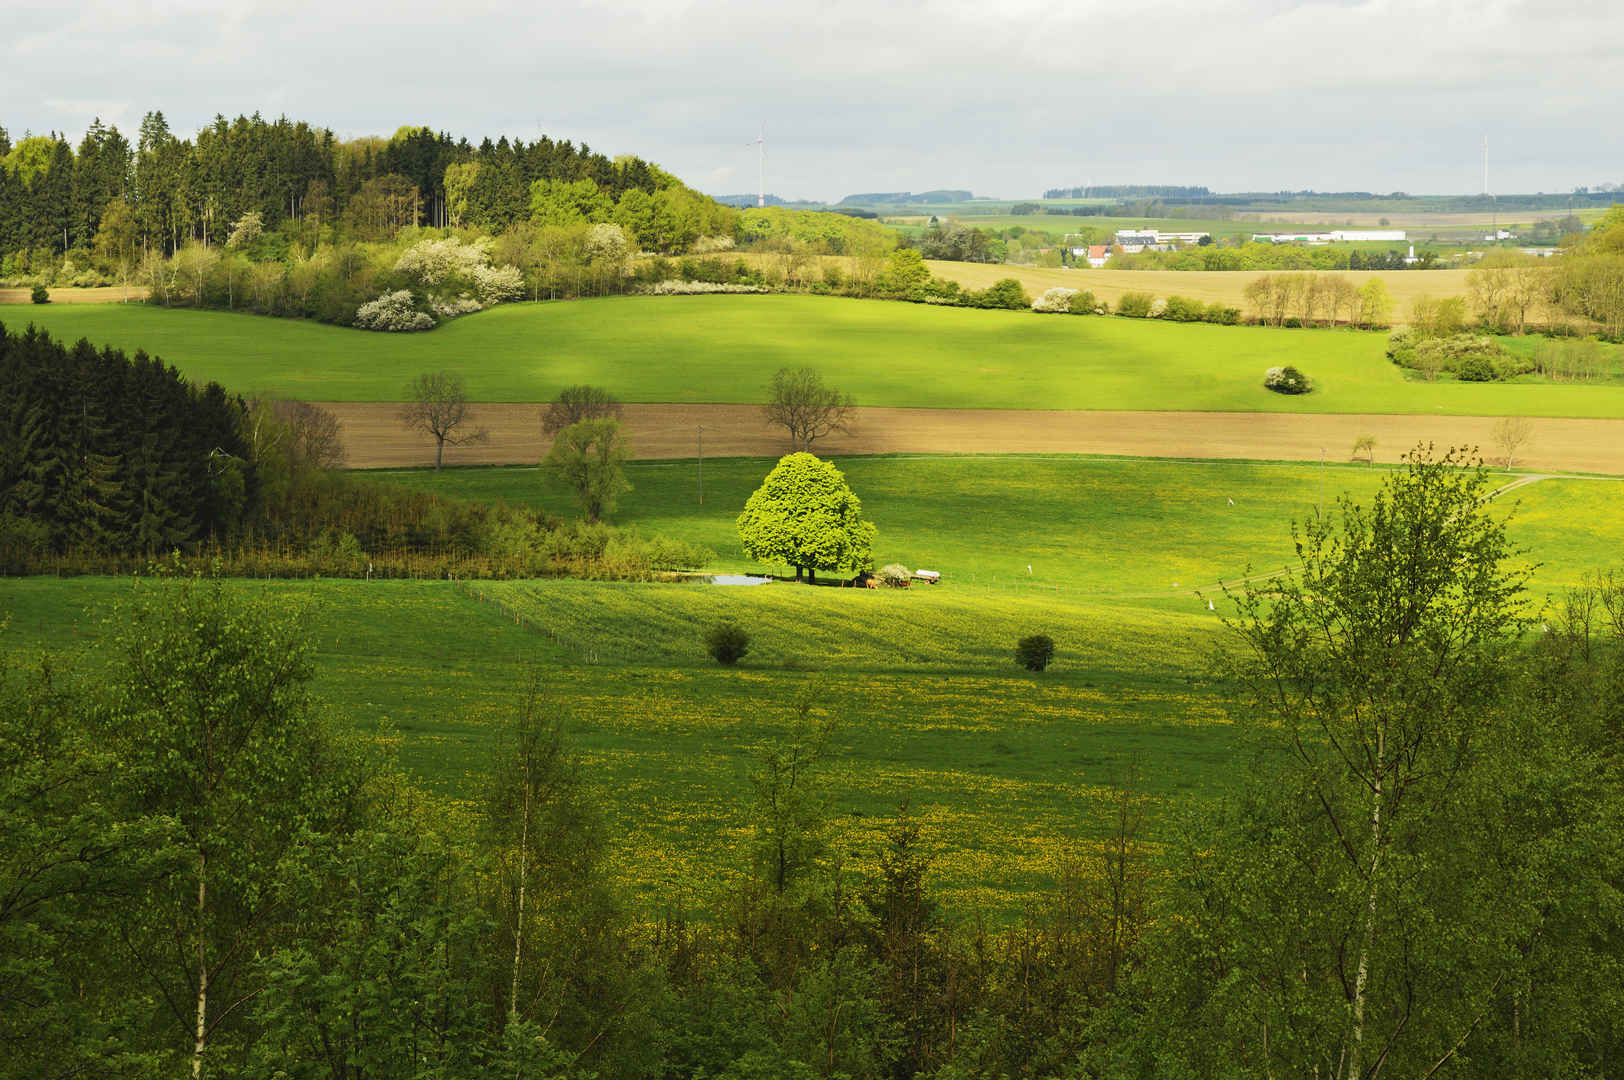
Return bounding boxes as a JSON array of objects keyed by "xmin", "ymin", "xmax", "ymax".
[{"xmin": 0, "ymin": 112, "xmax": 724, "ymax": 269}]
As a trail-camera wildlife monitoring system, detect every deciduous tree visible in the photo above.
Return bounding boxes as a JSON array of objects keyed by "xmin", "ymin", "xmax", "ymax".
[
  {"xmin": 737, "ymin": 453, "xmax": 874, "ymax": 583},
  {"xmin": 399, "ymin": 371, "xmax": 488, "ymax": 470},
  {"xmin": 543, "ymin": 417, "xmax": 631, "ymax": 522},
  {"xmin": 763, "ymin": 368, "xmax": 855, "ymax": 452}
]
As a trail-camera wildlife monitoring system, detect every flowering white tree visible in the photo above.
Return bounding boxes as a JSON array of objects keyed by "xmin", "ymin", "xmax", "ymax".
[
  {"xmin": 393, "ymin": 237, "xmax": 525, "ymax": 317},
  {"xmin": 355, "ymin": 290, "xmax": 434, "ymax": 331},
  {"xmin": 1032, "ymin": 287, "xmax": 1078, "ymax": 313}
]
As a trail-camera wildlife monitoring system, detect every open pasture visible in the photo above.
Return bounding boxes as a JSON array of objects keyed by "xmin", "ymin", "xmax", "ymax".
[
  {"xmin": 5, "ymin": 455, "xmax": 1617, "ymax": 909},
  {"xmin": 12, "ymin": 295, "xmax": 1624, "ymax": 418}
]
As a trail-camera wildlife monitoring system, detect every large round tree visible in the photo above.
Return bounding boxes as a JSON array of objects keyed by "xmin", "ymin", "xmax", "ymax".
[{"xmin": 736, "ymin": 453, "xmax": 875, "ymax": 582}]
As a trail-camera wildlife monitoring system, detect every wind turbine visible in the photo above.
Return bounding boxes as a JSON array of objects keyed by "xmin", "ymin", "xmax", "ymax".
[{"xmin": 747, "ymin": 124, "xmax": 767, "ymax": 208}]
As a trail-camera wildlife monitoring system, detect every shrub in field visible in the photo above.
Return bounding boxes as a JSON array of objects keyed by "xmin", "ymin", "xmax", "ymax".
[
  {"xmin": 705, "ymin": 621, "xmax": 750, "ymax": 665},
  {"xmin": 971, "ymin": 278, "xmax": 1031, "ymax": 310},
  {"xmin": 1454, "ymin": 353, "xmax": 1498, "ymax": 381},
  {"xmin": 1162, "ymin": 295, "xmax": 1205, "ymax": 322},
  {"xmin": 1115, "ymin": 291, "xmax": 1155, "ymax": 318},
  {"xmin": 1067, "ymin": 289, "xmax": 1100, "ymax": 315},
  {"xmin": 1032, "ymin": 287, "xmax": 1078, "ymax": 313},
  {"xmin": 1204, "ymin": 303, "xmax": 1241, "ymax": 325},
  {"xmin": 1015, "ymin": 634, "xmax": 1055, "ymax": 672},
  {"xmin": 877, "ymin": 563, "xmax": 911, "ymax": 587},
  {"xmin": 1264, "ymin": 366, "xmax": 1311, "ymax": 394},
  {"xmin": 354, "ymin": 290, "xmax": 434, "ymax": 331},
  {"xmin": 1282, "ymin": 316, "xmax": 1303, "ymax": 328},
  {"xmin": 1149, "ymin": 297, "xmax": 1168, "ymax": 318},
  {"xmin": 30, "ymin": 284, "xmax": 48, "ymax": 304}
]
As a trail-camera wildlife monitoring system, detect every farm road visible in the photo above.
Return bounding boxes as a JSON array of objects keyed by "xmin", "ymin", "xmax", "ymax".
[{"xmin": 327, "ymin": 403, "xmax": 1624, "ymax": 476}]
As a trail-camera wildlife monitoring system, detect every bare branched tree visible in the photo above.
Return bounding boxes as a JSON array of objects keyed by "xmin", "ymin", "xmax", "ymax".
[
  {"xmin": 1491, "ymin": 416, "xmax": 1534, "ymax": 471},
  {"xmin": 399, "ymin": 371, "xmax": 488, "ymax": 470},
  {"xmin": 763, "ymin": 367, "xmax": 856, "ymax": 452},
  {"xmin": 541, "ymin": 385, "xmax": 622, "ymax": 436}
]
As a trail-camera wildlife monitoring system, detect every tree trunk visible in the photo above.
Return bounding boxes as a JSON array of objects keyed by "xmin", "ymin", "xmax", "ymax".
[
  {"xmin": 193, "ymin": 849, "xmax": 208, "ymax": 1080},
  {"xmin": 435, "ymin": 436, "xmax": 445, "ymax": 471},
  {"xmin": 1346, "ymin": 741, "xmax": 1384, "ymax": 1080},
  {"xmin": 510, "ymin": 779, "xmax": 530, "ymax": 1019}
]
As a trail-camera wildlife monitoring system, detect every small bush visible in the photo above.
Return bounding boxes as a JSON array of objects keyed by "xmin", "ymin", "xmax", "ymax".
[
  {"xmin": 1067, "ymin": 289, "xmax": 1099, "ymax": 315},
  {"xmin": 1032, "ymin": 287, "xmax": 1078, "ymax": 313},
  {"xmin": 1264, "ymin": 366, "xmax": 1311, "ymax": 394},
  {"xmin": 1015, "ymin": 634, "xmax": 1056, "ymax": 672},
  {"xmin": 877, "ymin": 563, "xmax": 911, "ymax": 587},
  {"xmin": 1162, "ymin": 295, "xmax": 1205, "ymax": 322},
  {"xmin": 705, "ymin": 621, "xmax": 751, "ymax": 665},
  {"xmin": 1282, "ymin": 316, "xmax": 1303, "ymax": 328},
  {"xmin": 1115, "ymin": 291, "xmax": 1155, "ymax": 318},
  {"xmin": 30, "ymin": 285, "xmax": 48, "ymax": 304},
  {"xmin": 972, "ymin": 278, "xmax": 1031, "ymax": 310},
  {"xmin": 1454, "ymin": 354, "xmax": 1498, "ymax": 381}
]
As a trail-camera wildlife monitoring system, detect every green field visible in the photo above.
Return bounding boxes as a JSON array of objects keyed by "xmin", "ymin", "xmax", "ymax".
[
  {"xmin": 11, "ymin": 296, "xmax": 1624, "ymax": 417},
  {"xmin": 7, "ymin": 455, "xmax": 1616, "ymax": 911}
]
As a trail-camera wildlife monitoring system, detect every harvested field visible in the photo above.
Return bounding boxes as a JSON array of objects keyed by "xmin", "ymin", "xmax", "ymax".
[
  {"xmin": 0, "ymin": 285, "xmax": 148, "ymax": 304},
  {"xmin": 920, "ymin": 261, "xmax": 1473, "ymax": 315},
  {"xmin": 331, "ymin": 401, "xmax": 1624, "ymax": 475}
]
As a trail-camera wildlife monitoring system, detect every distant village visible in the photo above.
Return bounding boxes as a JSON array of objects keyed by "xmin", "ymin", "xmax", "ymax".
[{"xmin": 1065, "ymin": 227, "xmax": 1551, "ymax": 268}]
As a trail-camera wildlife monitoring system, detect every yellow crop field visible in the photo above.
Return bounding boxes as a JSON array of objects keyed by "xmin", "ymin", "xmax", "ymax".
[{"xmin": 921, "ymin": 261, "xmax": 1475, "ymax": 316}]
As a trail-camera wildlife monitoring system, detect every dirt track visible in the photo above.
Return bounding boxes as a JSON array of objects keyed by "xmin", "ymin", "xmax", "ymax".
[{"xmin": 327, "ymin": 402, "xmax": 1624, "ymax": 475}]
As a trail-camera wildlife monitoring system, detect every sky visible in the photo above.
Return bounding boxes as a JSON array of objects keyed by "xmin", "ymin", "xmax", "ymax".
[{"xmin": 3, "ymin": 0, "xmax": 1621, "ymax": 202}]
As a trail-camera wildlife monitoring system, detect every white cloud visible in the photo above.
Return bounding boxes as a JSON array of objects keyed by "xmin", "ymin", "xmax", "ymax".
[{"xmin": 3, "ymin": 0, "xmax": 1620, "ymax": 197}]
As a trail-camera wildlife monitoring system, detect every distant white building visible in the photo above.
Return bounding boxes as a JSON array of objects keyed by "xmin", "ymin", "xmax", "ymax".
[
  {"xmin": 1252, "ymin": 229, "xmax": 1406, "ymax": 244},
  {"xmin": 1111, "ymin": 229, "xmax": 1208, "ymax": 251}
]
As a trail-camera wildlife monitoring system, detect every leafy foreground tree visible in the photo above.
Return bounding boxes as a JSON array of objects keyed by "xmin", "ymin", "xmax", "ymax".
[
  {"xmin": 736, "ymin": 452, "xmax": 875, "ymax": 583},
  {"xmin": 1131, "ymin": 447, "xmax": 1624, "ymax": 1079}
]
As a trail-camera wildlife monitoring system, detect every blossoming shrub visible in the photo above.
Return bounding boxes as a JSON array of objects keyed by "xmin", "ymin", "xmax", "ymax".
[
  {"xmin": 1032, "ymin": 287, "xmax": 1078, "ymax": 313},
  {"xmin": 354, "ymin": 290, "xmax": 434, "ymax": 331},
  {"xmin": 1264, "ymin": 365, "xmax": 1311, "ymax": 394},
  {"xmin": 640, "ymin": 280, "xmax": 768, "ymax": 295}
]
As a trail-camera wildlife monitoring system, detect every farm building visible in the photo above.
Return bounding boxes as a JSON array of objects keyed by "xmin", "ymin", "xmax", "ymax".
[{"xmin": 1251, "ymin": 229, "xmax": 1407, "ymax": 244}]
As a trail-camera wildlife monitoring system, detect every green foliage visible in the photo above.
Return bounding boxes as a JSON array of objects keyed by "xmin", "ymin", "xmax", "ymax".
[
  {"xmin": 1140, "ymin": 447, "xmax": 1619, "ymax": 1077},
  {"xmin": 970, "ymin": 277, "xmax": 1031, "ymax": 310},
  {"xmin": 705, "ymin": 620, "xmax": 752, "ymax": 665},
  {"xmin": 737, "ymin": 453, "xmax": 876, "ymax": 581},
  {"xmin": 1015, "ymin": 633, "xmax": 1056, "ymax": 671},
  {"xmin": 1263, "ymin": 365, "xmax": 1311, "ymax": 393},
  {"xmin": 544, "ymin": 417, "xmax": 632, "ymax": 522},
  {"xmin": 28, "ymin": 284, "xmax": 47, "ymax": 303},
  {"xmin": 1115, "ymin": 290, "xmax": 1155, "ymax": 317},
  {"xmin": 1067, "ymin": 288, "xmax": 1100, "ymax": 314}
]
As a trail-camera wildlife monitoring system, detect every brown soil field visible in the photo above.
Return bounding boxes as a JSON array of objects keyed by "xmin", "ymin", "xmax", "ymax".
[
  {"xmin": 0, "ymin": 285, "xmax": 149, "ymax": 304},
  {"xmin": 328, "ymin": 402, "xmax": 1624, "ymax": 475}
]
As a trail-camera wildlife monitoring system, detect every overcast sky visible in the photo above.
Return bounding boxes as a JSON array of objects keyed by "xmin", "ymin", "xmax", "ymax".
[{"xmin": 4, "ymin": 0, "xmax": 1620, "ymax": 201}]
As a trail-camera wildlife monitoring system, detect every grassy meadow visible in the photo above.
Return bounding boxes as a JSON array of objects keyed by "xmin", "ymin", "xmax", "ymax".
[
  {"xmin": 8, "ymin": 455, "xmax": 1617, "ymax": 911},
  {"xmin": 11, "ymin": 295, "xmax": 1624, "ymax": 417}
]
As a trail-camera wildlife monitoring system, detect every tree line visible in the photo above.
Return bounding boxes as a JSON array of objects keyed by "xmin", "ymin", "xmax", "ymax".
[
  {"xmin": 7, "ymin": 450, "xmax": 1624, "ymax": 1076},
  {"xmin": 0, "ymin": 113, "xmax": 677, "ymax": 270},
  {"xmin": 0, "ymin": 323, "xmax": 708, "ymax": 577}
]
